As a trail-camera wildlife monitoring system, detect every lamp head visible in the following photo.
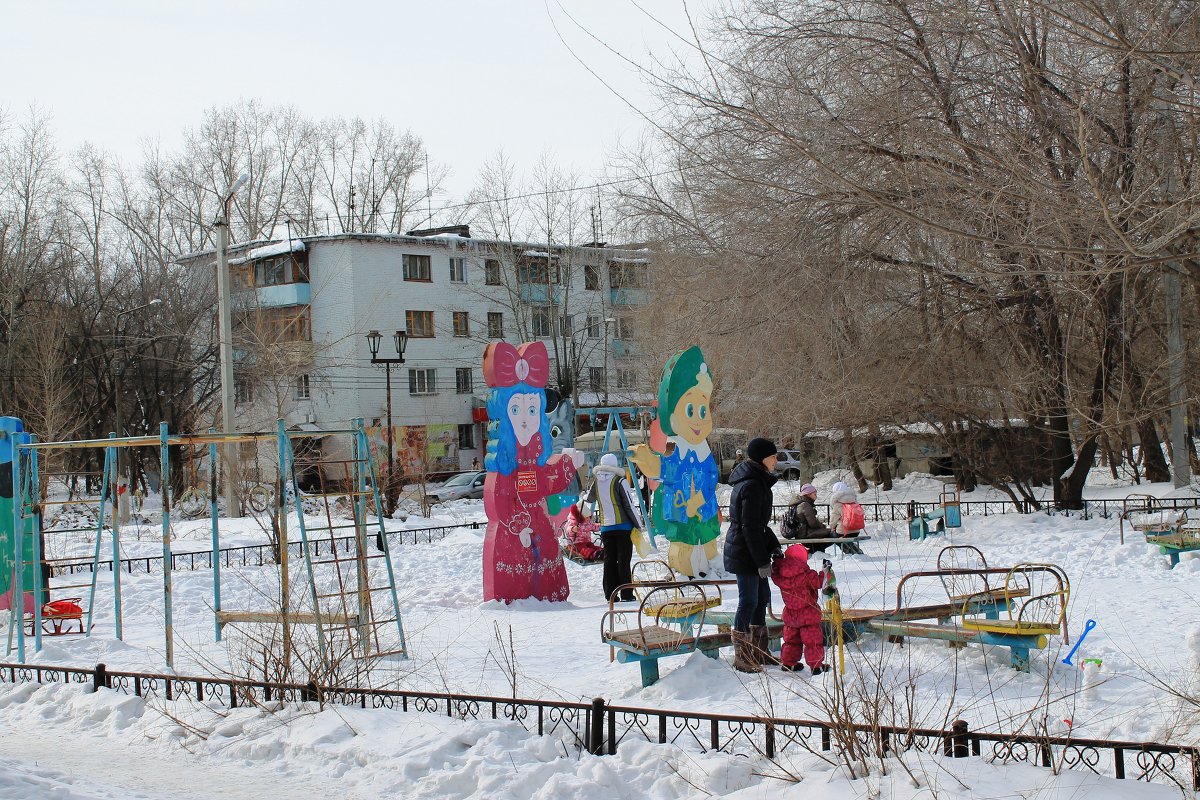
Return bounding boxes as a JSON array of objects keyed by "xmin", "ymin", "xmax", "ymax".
[
  {"xmin": 366, "ymin": 329, "xmax": 382, "ymax": 359},
  {"xmin": 394, "ymin": 330, "xmax": 408, "ymax": 357}
]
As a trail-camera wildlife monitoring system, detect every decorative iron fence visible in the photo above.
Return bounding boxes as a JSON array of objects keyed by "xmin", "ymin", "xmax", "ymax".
[
  {"xmin": 2, "ymin": 662, "xmax": 1195, "ymax": 791},
  {"xmin": 45, "ymin": 522, "xmax": 473, "ymax": 578}
]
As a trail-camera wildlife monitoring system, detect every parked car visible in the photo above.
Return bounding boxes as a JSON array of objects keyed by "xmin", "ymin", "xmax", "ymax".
[
  {"xmin": 772, "ymin": 449, "xmax": 805, "ymax": 481},
  {"xmin": 430, "ymin": 471, "xmax": 486, "ymax": 502}
]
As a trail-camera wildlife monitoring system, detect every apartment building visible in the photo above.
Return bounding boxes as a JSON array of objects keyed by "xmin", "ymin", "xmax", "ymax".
[{"xmin": 188, "ymin": 226, "xmax": 651, "ymax": 480}]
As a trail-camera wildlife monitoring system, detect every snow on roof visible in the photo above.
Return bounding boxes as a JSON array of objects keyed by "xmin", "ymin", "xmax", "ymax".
[
  {"xmin": 804, "ymin": 419, "xmax": 1030, "ymax": 441},
  {"xmin": 246, "ymin": 239, "xmax": 306, "ymax": 261},
  {"xmin": 522, "ymin": 250, "xmax": 556, "ymax": 258},
  {"xmin": 608, "ymin": 256, "xmax": 649, "ymax": 264}
]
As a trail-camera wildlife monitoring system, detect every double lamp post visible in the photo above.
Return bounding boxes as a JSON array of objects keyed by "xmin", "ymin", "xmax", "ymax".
[{"xmin": 366, "ymin": 329, "xmax": 408, "ymax": 519}]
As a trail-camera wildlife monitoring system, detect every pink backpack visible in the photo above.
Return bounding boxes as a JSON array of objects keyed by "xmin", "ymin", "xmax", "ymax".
[{"xmin": 840, "ymin": 502, "xmax": 865, "ymax": 532}]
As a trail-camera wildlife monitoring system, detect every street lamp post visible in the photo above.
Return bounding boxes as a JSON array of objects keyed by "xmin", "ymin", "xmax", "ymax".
[
  {"xmin": 602, "ymin": 317, "xmax": 615, "ymax": 406},
  {"xmin": 113, "ymin": 299, "xmax": 163, "ymax": 523},
  {"xmin": 215, "ymin": 172, "xmax": 249, "ymax": 517},
  {"xmin": 367, "ymin": 329, "xmax": 409, "ymax": 526}
]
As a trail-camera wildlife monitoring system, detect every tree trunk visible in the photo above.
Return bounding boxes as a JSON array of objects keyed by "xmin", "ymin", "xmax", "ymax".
[
  {"xmin": 844, "ymin": 428, "xmax": 869, "ymax": 493},
  {"xmin": 868, "ymin": 424, "xmax": 893, "ymax": 491},
  {"xmin": 1138, "ymin": 417, "xmax": 1171, "ymax": 484}
]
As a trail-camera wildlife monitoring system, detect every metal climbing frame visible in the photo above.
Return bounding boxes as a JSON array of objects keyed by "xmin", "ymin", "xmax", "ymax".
[
  {"xmin": 8, "ymin": 420, "xmax": 406, "ymax": 670},
  {"xmin": 212, "ymin": 419, "xmax": 406, "ymax": 664}
]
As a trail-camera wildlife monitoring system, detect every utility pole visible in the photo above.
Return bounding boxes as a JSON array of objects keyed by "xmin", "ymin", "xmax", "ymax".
[{"xmin": 215, "ymin": 173, "xmax": 249, "ymax": 517}]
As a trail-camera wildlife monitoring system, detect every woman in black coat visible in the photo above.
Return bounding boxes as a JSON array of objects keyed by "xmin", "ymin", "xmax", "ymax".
[{"xmin": 723, "ymin": 437, "xmax": 782, "ymax": 673}]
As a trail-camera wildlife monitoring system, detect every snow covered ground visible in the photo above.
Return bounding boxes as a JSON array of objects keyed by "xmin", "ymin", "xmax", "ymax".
[{"xmin": 3, "ymin": 471, "xmax": 1199, "ymax": 798}]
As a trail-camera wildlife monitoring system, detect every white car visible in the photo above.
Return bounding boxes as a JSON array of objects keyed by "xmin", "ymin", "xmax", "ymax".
[
  {"xmin": 772, "ymin": 450, "xmax": 805, "ymax": 481},
  {"xmin": 430, "ymin": 471, "xmax": 486, "ymax": 502}
]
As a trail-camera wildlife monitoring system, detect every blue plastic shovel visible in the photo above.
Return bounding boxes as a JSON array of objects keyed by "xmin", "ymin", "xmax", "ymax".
[{"xmin": 1062, "ymin": 619, "xmax": 1097, "ymax": 665}]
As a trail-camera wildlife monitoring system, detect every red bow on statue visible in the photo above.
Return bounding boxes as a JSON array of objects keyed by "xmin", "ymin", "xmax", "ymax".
[{"xmin": 484, "ymin": 341, "xmax": 550, "ymax": 388}]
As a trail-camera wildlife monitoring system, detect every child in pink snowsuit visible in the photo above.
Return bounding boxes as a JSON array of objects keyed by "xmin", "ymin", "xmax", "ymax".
[{"xmin": 771, "ymin": 543, "xmax": 829, "ymax": 674}]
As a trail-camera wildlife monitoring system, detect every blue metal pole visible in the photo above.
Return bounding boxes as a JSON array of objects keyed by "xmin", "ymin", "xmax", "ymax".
[
  {"xmin": 13, "ymin": 432, "xmax": 24, "ymax": 662},
  {"xmin": 209, "ymin": 429, "xmax": 222, "ymax": 642},
  {"xmin": 160, "ymin": 422, "xmax": 174, "ymax": 669},
  {"xmin": 29, "ymin": 436, "xmax": 43, "ymax": 654},
  {"xmin": 86, "ymin": 438, "xmax": 115, "ymax": 638},
  {"xmin": 109, "ymin": 441, "xmax": 123, "ymax": 641}
]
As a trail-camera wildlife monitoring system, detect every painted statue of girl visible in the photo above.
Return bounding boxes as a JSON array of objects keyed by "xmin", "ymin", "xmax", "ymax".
[
  {"xmin": 482, "ymin": 342, "xmax": 584, "ymax": 602},
  {"xmin": 630, "ymin": 346, "xmax": 720, "ymax": 578}
]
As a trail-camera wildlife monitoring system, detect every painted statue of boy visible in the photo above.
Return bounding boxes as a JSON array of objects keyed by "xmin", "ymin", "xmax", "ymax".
[{"xmin": 630, "ymin": 347, "xmax": 720, "ymax": 578}]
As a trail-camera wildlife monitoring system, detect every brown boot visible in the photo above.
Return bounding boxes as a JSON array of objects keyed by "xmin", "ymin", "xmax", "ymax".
[
  {"xmin": 751, "ymin": 625, "xmax": 781, "ymax": 666},
  {"xmin": 732, "ymin": 630, "xmax": 763, "ymax": 673}
]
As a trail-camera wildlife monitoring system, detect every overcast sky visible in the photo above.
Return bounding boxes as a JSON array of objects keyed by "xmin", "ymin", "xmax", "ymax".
[{"xmin": 2, "ymin": 0, "xmax": 714, "ymax": 202}]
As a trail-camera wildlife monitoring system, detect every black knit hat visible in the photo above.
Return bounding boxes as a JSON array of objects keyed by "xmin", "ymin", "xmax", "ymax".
[{"xmin": 746, "ymin": 437, "xmax": 777, "ymax": 463}]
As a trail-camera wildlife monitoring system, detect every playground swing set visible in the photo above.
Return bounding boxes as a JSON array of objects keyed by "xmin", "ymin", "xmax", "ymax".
[
  {"xmin": 558, "ymin": 405, "xmax": 657, "ymax": 567},
  {"xmin": 1, "ymin": 415, "xmax": 407, "ymax": 671}
]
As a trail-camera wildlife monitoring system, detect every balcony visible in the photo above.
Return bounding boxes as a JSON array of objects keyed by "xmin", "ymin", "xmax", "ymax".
[
  {"xmin": 611, "ymin": 339, "xmax": 640, "ymax": 357},
  {"xmin": 518, "ymin": 284, "xmax": 561, "ymax": 305},
  {"xmin": 256, "ymin": 282, "xmax": 311, "ymax": 308},
  {"xmin": 609, "ymin": 287, "xmax": 647, "ymax": 307}
]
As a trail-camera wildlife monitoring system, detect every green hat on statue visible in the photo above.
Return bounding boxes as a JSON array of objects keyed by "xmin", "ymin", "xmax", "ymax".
[{"xmin": 656, "ymin": 346, "xmax": 711, "ymax": 436}]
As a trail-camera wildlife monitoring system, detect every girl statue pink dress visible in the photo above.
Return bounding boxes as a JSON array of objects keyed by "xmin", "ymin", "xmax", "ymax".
[{"xmin": 482, "ymin": 341, "xmax": 584, "ymax": 602}]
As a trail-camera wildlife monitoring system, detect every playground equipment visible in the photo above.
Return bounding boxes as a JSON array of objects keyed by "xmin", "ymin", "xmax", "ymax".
[
  {"xmin": 601, "ymin": 573, "xmax": 726, "ymax": 686},
  {"xmin": 848, "ymin": 549, "xmax": 1069, "ymax": 672},
  {"xmin": 4, "ymin": 417, "xmax": 407, "ymax": 669},
  {"xmin": 1121, "ymin": 496, "xmax": 1200, "ymax": 566},
  {"xmin": 907, "ymin": 487, "xmax": 963, "ymax": 541}
]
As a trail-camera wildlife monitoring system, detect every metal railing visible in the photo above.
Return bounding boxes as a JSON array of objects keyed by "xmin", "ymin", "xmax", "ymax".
[
  {"xmin": 44, "ymin": 522, "xmax": 474, "ymax": 578},
  {"xmin": 2, "ymin": 661, "xmax": 1195, "ymax": 791},
  {"xmin": 46, "ymin": 494, "xmax": 1200, "ymax": 579}
]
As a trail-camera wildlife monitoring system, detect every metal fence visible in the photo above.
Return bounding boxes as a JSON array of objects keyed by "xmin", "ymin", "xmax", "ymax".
[
  {"xmin": 45, "ymin": 522, "xmax": 472, "ymax": 578},
  {"xmin": 2, "ymin": 662, "xmax": 1195, "ymax": 791},
  {"xmin": 46, "ymin": 494, "xmax": 1200, "ymax": 579}
]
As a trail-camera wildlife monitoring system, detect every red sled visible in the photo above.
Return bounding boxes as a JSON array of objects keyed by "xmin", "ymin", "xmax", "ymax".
[{"xmin": 25, "ymin": 597, "xmax": 84, "ymax": 636}]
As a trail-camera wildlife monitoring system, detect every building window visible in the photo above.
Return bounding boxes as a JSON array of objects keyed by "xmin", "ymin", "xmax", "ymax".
[
  {"xmin": 560, "ymin": 314, "xmax": 574, "ymax": 336},
  {"xmin": 409, "ymin": 368, "xmax": 437, "ymax": 395},
  {"xmin": 616, "ymin": 368, "xmax": 638, "ymax": 389},
  {"xmin": 586, "ymin": 315, "xmax": 601, "ymax": 338},
  {"xmin": 403, "ymin": 253, "xmax": 432, "ymax": 282},
  {"xmin": 609, "ymin": 262, "xmax": 648, "ymax": 289},
  {"xmin": 253, "ymin": 306, "xmax": 312, "ymax": 342},
  {"xmin": 406, "ymin": 310, "xmax": 434, "ymax": 338},
  {"xmin": 449, "ymin": 257, "xmax": 466, "ymax": 283},
  {"xmin": 531, "ymin": 306, "xmax": 554, "ymax": 338},
  {"xmin": 452, "ymin": 311, "xmax": 470, "ymax": 337},
  {"xmin": 294, "ymin": 373, "xmax": 311, "ymax": 400},
  {"xmin": 487, "ymin": 312, "xmax": 504, "ymax": 339},
  {"xmin": 588, "ymin": 367, "xmax": 606, "ymax": 392},
  {"xmin": 455, "ymin": 367, "xmax": 473, "ymax": 394},
  {"xmin": 517, "ymin": 257, "xmax": 560, "ymax": 284},
  {"xmin": 254, "ymin": 254, "xmax": 309, "ymax": 287},
  {"xmin": 234, "ymin": 378, "xmax": 254, "ymax": 405},
  {"xmin": 614, "ymin": 316, "xmax": 634, "ymax": 340},
  {"xmin": 484, "ymin": 258, "xmax": 502, "ymax": 285},
  {"xmin": 585, "ymin": 264, "xmax": 600, "ymax": 290},
  {"xmin": 458, "ymin": 423, "xmax": 476, "ymax": 451}
]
